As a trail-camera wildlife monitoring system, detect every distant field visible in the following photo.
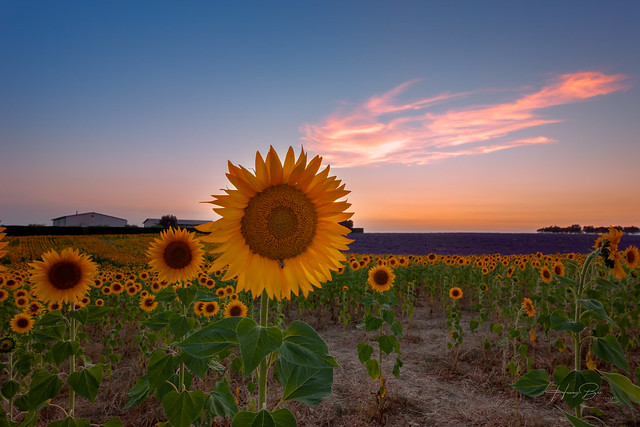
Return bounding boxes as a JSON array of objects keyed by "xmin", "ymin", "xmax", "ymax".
[{"xmin": 346, "ymin": 232, "xmax": 640, "ymax": 255}]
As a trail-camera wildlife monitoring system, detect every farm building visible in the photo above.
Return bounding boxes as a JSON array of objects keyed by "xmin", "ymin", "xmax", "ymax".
[
  {"xmin": 52, "ymin": 212, "xmax": 127, "ymax": 227},
  {"xmin": 143, "ymin": 218, "xmax": 210, "ymax": 228}
]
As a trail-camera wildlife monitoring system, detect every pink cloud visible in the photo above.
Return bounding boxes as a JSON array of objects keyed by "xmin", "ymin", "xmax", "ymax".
[{"xmin": 301, "ymin": 72, "xmax": 629, "ymax": 167}]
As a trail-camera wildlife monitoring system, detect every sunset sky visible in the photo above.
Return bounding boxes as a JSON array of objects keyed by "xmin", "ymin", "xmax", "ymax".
[{"xmin": 2, "ymin": 1, "xmax": 639, "ymax": 232}]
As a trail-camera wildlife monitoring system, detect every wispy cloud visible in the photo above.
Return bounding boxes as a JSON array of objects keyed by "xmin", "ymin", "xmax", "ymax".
[{"xmin": 301, "ymin": 72, "xmax": 629, "ymax": 167}]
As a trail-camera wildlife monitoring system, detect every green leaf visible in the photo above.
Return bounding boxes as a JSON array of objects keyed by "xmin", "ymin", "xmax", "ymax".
[
  {"xmin": 510, "ymin": 369, "xmax": 549, "ymax": 397},
  {"xmin": 550, "ymin": 310, "xmax": 585, "ymax": 333},
  {"xmin": 601, "ymin": 371, "xmax": 640, "ymax": 407},
  {"xmin": 161, "ymin": 389, "xmax": 205, "ymax": 427},
  {"xmin": 32, "ymin": 324, "xmax": 66, "ymax": 344},
  {"xmin": 274, "ymin": 358, "xmax": 333, "ymax": 406},
  {"xmin": 85, "ymin": 306, "xmax": 113, "ymax": 324},
  {"xmin": 101, "ymin": 417, "xmax": 123, "ymax": 427},
  {"xmin": 1, "ymin": 379, "xmax": 19, "ymax": 400},
  {"xmin": 49, "ymin": 340, "xmax": 80, "ymax": 366},
  {"xmin": 593, "ymin": 276, "xmax": 618, "ymax": 289},
  {"xmin": 579, "ymin": 299, "xmax": 617, "ymax": 327},
  {"xmin": 142, "ymin": 310, "xmax": 173, "ymax": 331},
  {"xmin": 392, "ymin": 357, "xmax": 403, "ymax": 378},
  {"xmin": 592, "ymin": 335, "xmax": 629, "ymax": 372},
  {"xmin": 557, "ymin": 370, "xmax": 601, "ymax": 409},
  {"xmin": 560, "ymin": 409, "xmax": 598, "ymax": 427},
  {"xmin": 553, "ymin": 365, "xmax": 571, "ymax": 386},
  {"xmin": 490, "ymin": 323, "xmax": 503, "ymax": 334},
  {"xmin": 381, "ymin": 309, "xmax": 394, "ymax": 325},
  {"xmin": 232, "ymin": 408, "xmax": 297, "ymax": 427},
  {"xmin": 177, "ymin": 317, "xmax": 241, "ymax": 358},
  {"xmin": 146, "ymin": 350, "xmax": 179, "ymax": 390},
  {"xmin": 34, "ymin": 309, "xmax": 63, "ymax": 327},
  {"xmin": 124, "ymin": 376, "xmax": 151, "ymax": 409},
  {"xmin": 206, "ymin": 380, "xmax": 238, "ymax": 418},
  {"xmin": 365, "ymin": 358, "xmax": 380, "ymax": 380},
  {"xmin": 237, "ymin": 318, "xmax": 282, "ymax": 375},
  {"xmin": 26, "ymin": 369, "xmax": 63, "ymax": 409},
  {"xmin": 67, "ymin": 364, "xmax": 103, "ymax": 403},
  {"xmin": 194, "ymin": 288, "xmax": 220, "ymax": 302},
  {"xmin": 364, "ymin": 316, "xmax": 383, "ymax": 332},
  {"xmin": 391, "ymin": 320, "xmax": 403, "ymax": 337},
  {"xmin": 357, "ymin": 342, "xmax": 373, "ymax": 363},
  {"xmin": 555, "ymin": 275, "xmax": 579, "ymax": 287},
  {"xmin": 377, "ymin": 335, "xmax": 400, "ymax": 355},
  {"xmin": 47, "ymin": 418, "xmax": 91, "ymax": 427},
  {"xmin": 277, "ymin": 321, "xmax": 338, "ymax": 369},
  {"xmin": 154, "ymin": 286, "xmax": 178, "ymax": 303},
  {"xmin": 69, "ymin": 307, "xmax": 89, "ymax": 324},
  {"xmin": 180, "ymin": 350, "xmax": 211, "ymax": 378},
  {"xmin": 169, "ymin": 314, "xmax": 195, "ymax": 341},
  {"xmin": 176, "ymin": 285, "xmax": 198, "ymax": 306}
]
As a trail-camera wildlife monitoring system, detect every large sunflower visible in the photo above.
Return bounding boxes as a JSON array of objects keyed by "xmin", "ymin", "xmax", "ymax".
[
  {"xmin": 367, "ymin": 265, "xmax": 395, "ymax": 293},
  {"xmin": 147, "ymin": 227, "xmax": 204, "ymax": 284},
  {"xmin": 29, "ymin": 248, "xmax": 97, "ymax": 305},
  {"xmin": 198, "ymin": 146, "xmax": 353, "ymax": 300}
]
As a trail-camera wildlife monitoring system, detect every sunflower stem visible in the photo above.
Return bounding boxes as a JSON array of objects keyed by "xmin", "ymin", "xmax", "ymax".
[
  {"xmin": 8, "ymin": 351, "xmax": 14, "ymax": 422},
  {"xmin": 258, "ymin": 289, "xmax": 269, "ymax": 409},
  {"xmin": 69, "ymin": 313, "xmax": 77, "ymax": 418}
]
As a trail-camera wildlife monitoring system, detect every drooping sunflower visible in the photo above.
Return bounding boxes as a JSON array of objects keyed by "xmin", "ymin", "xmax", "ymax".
[
  {"xmin": 202, "ymin": 301, "xmax": 220, "ymax": 317},
  {"xmin": 147, "ymin": 227, "xmax": 204, "ymax": 284},
  {"xmin": 198, "ymin": 146, "xmax": 353, "ymax": 300},
  {"xmin": 449, "ymin": 287, "xmax": 463, "ymax": 300},
  {"xmin": 522, "ymin": 297, "xmax": 535, "ymax": 317},
  {"xmin": 10, "ymin": 312, "xmax": 34, "ymax": 334},
  {"xmin": 224, "ymin": 300, "xmax": 248, "ymax": 318},
  {"xmin": 623, "ymin": 246, "xmax": 639, "ymax": 269},
  {"xmin": 552, "ymin": 261, "xmax": 565, "ymax": 277},
  {"xmin": 29, "ymin": 248, "xmax": 97, "ymax": 305},
  {"xmin": 367, "ymin": 265, "xmax": 395, "ymax": 293},
  {"xmin": 0, "ymin": 336, "xmax": 15, "ymax": 353}
]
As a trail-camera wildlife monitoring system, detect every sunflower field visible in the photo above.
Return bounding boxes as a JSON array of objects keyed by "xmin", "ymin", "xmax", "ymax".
[{"xmin": 1, "ymin": 148, "xmax": 640, "ymax": 426}]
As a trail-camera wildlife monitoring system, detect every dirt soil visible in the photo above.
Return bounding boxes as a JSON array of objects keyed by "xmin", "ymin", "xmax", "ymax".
[{"xmin": 36, "ymin": 298, "xmax": 639, "ymax": 427}]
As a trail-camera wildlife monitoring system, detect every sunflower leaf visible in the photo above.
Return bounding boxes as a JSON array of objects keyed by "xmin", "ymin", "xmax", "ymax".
[
  {"xmin": 232, "ymin": 408, "xmax": 297, "ymax": 427},
  {"xmin": 161, "ymin": 389, "xmax": 205, "ymax": 427},
  {"xmin": 205, "ymin": 380, "xmax": 238, "ymax": 418},
  {"xmin": 26, "ymin": 369, "xmax": 63, "ymax": 410},
  {"xmin": 510, "ymin": 369, "xmax": 549, "ymax": 397},
  {"xmin": 278, "ymin": 321, "xmax": 338, "ymax": 368},
  {"xmin": 592, "ymin": 335, "xmax": 628, "ymax": 372},
  {"xmin": 579, "ymin": 299, "xmax": 617, "ymax": 327},
  {"xmin": 274, "ymin": 358, "xmax": 333, "ymax": 406},
  {"xmin": 67, "ymin": 364, "xmax": 104, "ymax": 403},
  {"xmin": 177, "ymin": 317, "xmax": 241, "ymax": 358},
  {"xmin": 237, "ymin": 318, "xmax": 282, "ymax": 375}
]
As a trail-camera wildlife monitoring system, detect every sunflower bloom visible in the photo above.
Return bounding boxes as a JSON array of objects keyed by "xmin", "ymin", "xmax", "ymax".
[
  {"xmin": 522, "ymin": 297, "xmax": 535, "ymax": 317},
  {"xmin": 140, "ymin": 295, "xmax": 158, "ymax": 312},
  {"xmin": 224, "ymin": 300, "xmax": 248, "ymax": 318},
  {"xmin": 623, "ymin": 246, "xmax": 639, "ymax": 269},
  {"xmin": 449, "ymin": 287, "xmax": 463, "ymax": 300},
  {"xmin": 147, "ymin": 227, "xmax": 204, "ymax": 284},
  {"xmin": 552, "ymin": 261, "xmax": 565, "ymax": 276},
  {"xmin": 0, "ymin": 337, "xmax": 15, "ymax": 353},
  {"xmin": 367, "ymin": 265, "xmax": 395, "ymax": 293},
  {"xmin": 198, "ymin": 146, "xmax": 353, "ymax": 300},
  {"xmin": 29, "ymin": 248, "xmax": 97, "ymax": 305},
  {"xmin": 540, "ymin": 266, "xmax": 553, "ymax": 283},
  {"xmin": 202, "ymin": 301, "xmax": 220, "ymax": 317},
  {"xmin": 10, "ymin": 312, "xmax": 34, "ymax": 334}
]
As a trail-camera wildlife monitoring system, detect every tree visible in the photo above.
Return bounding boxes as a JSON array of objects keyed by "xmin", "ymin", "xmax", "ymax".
[{"xmin": 159, "ymin": 214, "xmax": 178, "ymax": 228}]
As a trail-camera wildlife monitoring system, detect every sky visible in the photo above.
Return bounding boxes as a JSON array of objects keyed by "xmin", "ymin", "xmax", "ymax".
[{"xmin": 1, "ymin": 1, "xmax": 639, "ymax": 232}]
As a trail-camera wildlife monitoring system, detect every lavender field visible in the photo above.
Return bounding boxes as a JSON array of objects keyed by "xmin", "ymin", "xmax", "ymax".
[{"xmin": 346, "ymin": 232, "xmax": 640, "ymax": 256}]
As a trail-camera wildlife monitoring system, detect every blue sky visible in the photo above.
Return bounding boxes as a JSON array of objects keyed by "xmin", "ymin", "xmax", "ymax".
[{"xmin": 2, "ymin": 1, "xmax": 639, "ymax": 231}]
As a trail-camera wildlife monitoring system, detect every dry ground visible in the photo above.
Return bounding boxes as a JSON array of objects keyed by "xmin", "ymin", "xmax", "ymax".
[{"xmin": 30, "ymin": 298, "xmax": 640, "ymax": 426}]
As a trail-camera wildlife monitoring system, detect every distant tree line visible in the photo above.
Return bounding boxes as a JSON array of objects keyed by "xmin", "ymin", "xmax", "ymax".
[{"xmin": 537, "ymin": 224, "xmax": 640, "ymax": 234}]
